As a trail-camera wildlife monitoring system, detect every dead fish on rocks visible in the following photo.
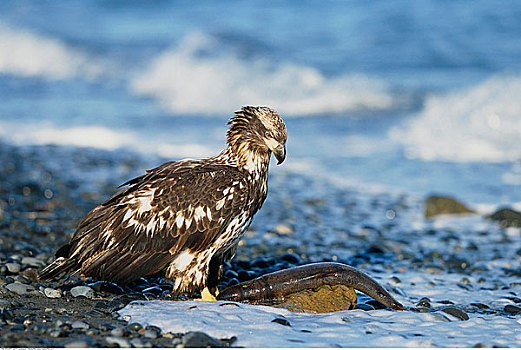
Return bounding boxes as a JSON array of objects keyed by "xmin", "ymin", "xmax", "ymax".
[{"xmin": 217, "ymin": 262, "xmax": 405, "ymax": 313}]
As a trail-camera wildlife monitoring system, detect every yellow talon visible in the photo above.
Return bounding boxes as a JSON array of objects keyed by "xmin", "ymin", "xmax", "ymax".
[{"xmin": 194, "ymin": 287, "xmax": 219, "ymax": 301}]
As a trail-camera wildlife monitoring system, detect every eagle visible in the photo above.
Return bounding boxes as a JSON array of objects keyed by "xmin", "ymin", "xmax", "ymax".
[{"xmin": 39, "ymin": 106, "xmax": 287, "ymax": 300}]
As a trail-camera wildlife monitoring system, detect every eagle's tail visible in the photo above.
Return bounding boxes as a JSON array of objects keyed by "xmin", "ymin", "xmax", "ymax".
[{"xmin": 38, "ymin": 244, "xmax": 78, "ymax": 280}]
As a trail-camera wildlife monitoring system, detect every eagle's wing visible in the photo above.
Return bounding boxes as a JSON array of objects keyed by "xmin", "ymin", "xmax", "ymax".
[{"xmin": 66, "ymin": 161, "xmax": 249, "ymax": 284}]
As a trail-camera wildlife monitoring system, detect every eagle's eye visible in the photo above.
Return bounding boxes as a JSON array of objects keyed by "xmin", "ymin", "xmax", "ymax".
[{"xmin": 265, "ymin": 131, "xmax": 274, "ymax": 139}]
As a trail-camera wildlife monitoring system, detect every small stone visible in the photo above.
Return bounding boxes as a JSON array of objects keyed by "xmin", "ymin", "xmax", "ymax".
[
  {"xmin": 470, "ymin": 303, "xmax": 490, "ymax": 309},
  {"xmin": 110, "ymin": 326, "xmax": 129, "ymax": 337},
  {"xmin": 5, "ymin": 263, "xmax": 21, "ymax": 274},
  {"xmin": 49, "ymin": 329, "xmax": 67, "ymax": 338},
  {"xmin": 105, "ymin": 336, "xmax": 131, "ymax": 348},
  {"xmin": 65, "ymin": 340, "xmax": 91, "ymax": 348},
  {"xmin": 181, "ymin": 331, "xmax": 225, "ymax": 348},
  {"xmin": 44, "ymin": 287, "xmax": 62, "ymax": 298},
  {"xmin": 130, "ymin": 338, "xmax": 151, "ymax": 348},
  {"xmin": 271, "ymin": 317, "xmax": 291, "ymax": 326},
  {"xmin": 70, "ymin": 286, "xmax": 95, "ymax": 298},
  {"xmin": 275, "ymin": 224, "xmax": 294, "ymax": 235},
  {"xmin": 442, "ymin": 307, "xmax": 469, "ymax": 321},
  {"xmin": 504, "ymin": 304, "xmax": 521, "ymax": 314},
  {"xmin": 21, "ymin": 257, "xmax": 45, "ymax": 267},
  {"xmin": 127, "ymin": 322, "xmax": 143, "ymax": 332},
  {"xmin": 416, "ymin": 297, "xmax": 431, "ymax": 308},
  {"xmin": 5, "ymin": 282, "xmax": 35, "ymax": 295},
  {"xmin": 71, "ymin": 321, "xmax": 89, "ymax": 330},
  {"xmin": 144, "ymin": 328, "xmax": 160, "ymax": 339},
  {"xmin": 280, "ymin": 252, "xmax": 301, "ymax": 264}
]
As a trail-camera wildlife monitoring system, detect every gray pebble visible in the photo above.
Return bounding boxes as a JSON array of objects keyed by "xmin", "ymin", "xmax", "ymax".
[
  {"xmin": 130, "ymin": 338, "xmax": 152, "ymax": 348},
  {"xmin": 49, "ymin": 329, "xmax": 67, "ymax": 338},
  {"xmin": 442, "ymin": 307, "xmax": 469, "ymax": 321},
  {"xmin": 65, "ymin": 340, "xmax": 91, "ymax": 348},
  {"xmin": 5, "ymin": 263, "xmax": 21, "ymax": 274},
  {"xmin": 127, "ymin": 322, "xmax": 142, "ymax": 332},
  {"xmin": 181, "ymin": 331, "xmax": 224, "ymax": 348},
  {"xmin": 144, "ymin": 328, "xmax": 160, "ymax": 339},
  {"xmin": 44, "ymin": 287, "xmax": 62, "ymax": 298},
  {"xmin": 71, "ymin": 320, "xmax": 89, "ymax": 330},
  {"xmin": 70, "ymin": 286, "xmax": 95, "ymax": 298},
  {"xmin": 5, "ymin": 282, "xmax": 35, "ymax": 295},
  {"xmin": 21, "ymin": 257, "xmax": 45, "ymax": 267},
  {"xmin": 105, "ymin": 336, "xmax": 131, "ymax": 348},
  {"xmin": 110, "ymin": 326, "xmax": 129, "ymax": 337}
]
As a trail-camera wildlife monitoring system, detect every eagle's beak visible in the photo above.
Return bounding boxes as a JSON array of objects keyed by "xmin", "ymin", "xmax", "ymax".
[{"xmin": 274, "ymin": 144, "xmax": 286, "ymax": 165}]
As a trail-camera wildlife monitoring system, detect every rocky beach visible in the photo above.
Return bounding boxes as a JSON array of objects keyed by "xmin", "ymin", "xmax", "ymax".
[{"xmin": 1, "ymin": 142, "xmax": 521, "ymax": 347}]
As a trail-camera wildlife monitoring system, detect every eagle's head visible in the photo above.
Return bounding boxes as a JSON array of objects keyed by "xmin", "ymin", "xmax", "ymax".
[{"xmin": 227, "ymin": 106, "xmax": 287, "ymax": 168}]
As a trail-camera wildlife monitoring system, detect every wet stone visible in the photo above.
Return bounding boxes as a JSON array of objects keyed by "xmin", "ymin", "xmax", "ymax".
[
  {"xmin": 110, "ymin": 326, "xmax": 129, "ymax": 337},
  {"xmin": 44, "ymin": 287, "xmax": 62, "ymax": 298},
  {"xmin": 280, "ymin": 252, "xmax": 301, "ymax": 264},
  {"xmin": 416, "ymin": 297, "xmax": 431, "ymax": 308},
  {"xmin": 127, "ymin": 322, "xmax": 143, "ymax": 332},
  {"xmin": 105, "ymin": 336, "xmax": 131, "ymax": 348},
  {"xmin": 442, "ymin": 307, "xmax": 469, "ymax": 321},
  {"xmin": 5, "ymin": 263, "xmax": 21, "ymax": 274},
  {"xmin": 65, "ymin": 340, "xmax": 91, "ymax": 348},
  {"xmin": 144, "ymin": 328, "xmax": 160, "ymax": 339},
  {"xmin": 21, "ymin": 257, "xmax": 45, "ymax": 267},
  {"xmin": 181, "ymin": 331, "xmax": 226, "ymax": 348},
  {"xmin": 6, "ymin": 282, "xmax": 35, "ymax": 295},
  {"xmin": 130, "ymin": 338, "xmax": 151, "ymax": 348},
  {"xmin": 70, "ymin": 286, "xmax": 95, "ymax": 298},
  {"xmin": 49, "ymin": 329, "xmax": 67, "ymax": 338},
  {"xmin": 71, "ymin": 320, "xmax": 89, "ymax": 330},
  {"xmin": 470, "ymin": 303, "xmax": 490, "ymax": 309},
  {"xmin": 504, "ymin": 305, "xmax": 521, "ymax": 314},
  {"xmin": 272, "ymin": 317, "xmax": 291, "ymax": 326}
]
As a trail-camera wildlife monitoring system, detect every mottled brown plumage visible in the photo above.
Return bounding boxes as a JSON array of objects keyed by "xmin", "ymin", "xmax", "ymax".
[{"xmin": 39, "ymin": 106, "xmax": 287, "ymax": 296}]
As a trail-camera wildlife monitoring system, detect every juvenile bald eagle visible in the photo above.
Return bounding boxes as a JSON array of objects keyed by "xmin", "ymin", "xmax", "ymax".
[{"xmin": 40, "ymin": 106, "xmax": 287, "ymax": 298}]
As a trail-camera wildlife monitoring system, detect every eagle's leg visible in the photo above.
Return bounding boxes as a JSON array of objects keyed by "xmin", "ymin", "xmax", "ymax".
[{"xmin": 194, "ymin": 254, "xmax": 222, "ymax": 301}]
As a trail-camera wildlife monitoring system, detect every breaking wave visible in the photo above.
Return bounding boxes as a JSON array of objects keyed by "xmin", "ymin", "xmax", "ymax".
[
  {"xmin": 0, "ymin": 121, "xmax": 215, "ymax": 159},
  {"xmin": 0, "ymin": 25, "xmax": 105, "ymax": 80},
  {"xmin": 131, "ymin": 32, "xmax": 401, "ymax": 116},
  {"xmin": 391, "ymin": 75, "xmax": 521, "ymax": 163}
]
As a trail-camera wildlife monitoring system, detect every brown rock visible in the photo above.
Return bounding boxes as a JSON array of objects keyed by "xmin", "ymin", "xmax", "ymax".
[
  {"xmin": 270, "ymin": 284, "xmax": 357, "ymax": 313},
  {"xmin": 424, "ymin": 195, "xmax": 475, "ymax": 218}
]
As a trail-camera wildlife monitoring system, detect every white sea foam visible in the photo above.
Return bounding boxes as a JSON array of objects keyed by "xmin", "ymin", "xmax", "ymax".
[
  {"xmin": 0, "ymin": 121, "xmax": 214, "ymax": 158},
  {"xmin": 0, "ymin": 25, "xmax": 104, "ymax": 80},
  {"xmin": 391, "ymin": 75, "xmax": 521, "ymax": 163},
  {"xmin": 131, "ymin": 31, "xmax": 399, "ymax": 116}
]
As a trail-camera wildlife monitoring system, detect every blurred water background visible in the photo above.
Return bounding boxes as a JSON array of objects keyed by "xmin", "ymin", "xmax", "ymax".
[{"xmin": 1, "ymin": 0, "xmax": 521, "ymax": 206}]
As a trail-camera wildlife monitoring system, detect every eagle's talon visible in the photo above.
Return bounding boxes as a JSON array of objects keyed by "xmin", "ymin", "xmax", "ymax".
[{"xmin": 194, "ymin": 287, "xmax": 219, "ymax": 301}]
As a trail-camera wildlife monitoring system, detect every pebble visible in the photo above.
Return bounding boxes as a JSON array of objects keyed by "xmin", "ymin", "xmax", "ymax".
[
  {"xmin": 272, "ymin": 317, "xmax": 291, "ymax": 326},
  {"xmin": 105, "ymin": 336, "xmax": 131, "ymax": 348},
  {"xmin": 144, "ymin": 328, "xmax": 160, "ymax": 339},
  {"xmin": 64, "ymin": 340, "xmax": 91, "ymax": 348},
  {"xmin": 5, "ymin": 282, "xmax": 35, "ymax": 295},
  {"xmin": 181, "ymin": 331, "xmax": 225, "ymax": 348},
  {"xmin": 442, "ymin": 307, "xmax": 469, "ymax": 321},
  {"xmin": 130, "ymin": 338, "xmax": 151, "ymax": 348},
  {"xmin": 504, "ymin": 305, "xmax": 521, "ymax": 314},
  {"xmin": 110, "ymin": 326, "xmax": 129, "ymax": 337},
  {"xmin": 416, "ymin": 297, "xmax": 431, "ymax": 308},
  {"xmin": 127, "ymin": 322, "xmax": 143, "ymax": 332},
  {"xmin": 49, "ymin": 329, "xmax": 67, "ymax": 338},
  {"xmin": 44, "ymin": 287, "xmax": 62, "ymax": 298},
  {"xmin": 21, "ymin": 257, "xmax": 45, "ymax": 267},
  {"xmin": 275, "ymin": 224, "xmax": 294, "ymax": 234},
  {"xmin": 5, "ymin": 263, "xmax": 21, "ymax": 274},
  {"xmin": 70, "ymin": 286, "xmax": 95, "ymax": 298},
  {"xmin": 71, "ymin": 321, "xmax": 89, "ymax": 330},
  {"xmin": 470, "ymin": 303, "xmax": 490, "ymax": 309}
]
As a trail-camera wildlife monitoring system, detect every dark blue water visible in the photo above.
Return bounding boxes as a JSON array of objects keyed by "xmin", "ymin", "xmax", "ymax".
[{"xmin": 1, "ymin": 0, "xmax": 521, "ymax": 205}]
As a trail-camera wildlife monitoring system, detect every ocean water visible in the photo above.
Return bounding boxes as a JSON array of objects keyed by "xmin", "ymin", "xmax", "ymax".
[{"xmin": 2, "ymin": 1, "xmax": 521, "ymax": 207}]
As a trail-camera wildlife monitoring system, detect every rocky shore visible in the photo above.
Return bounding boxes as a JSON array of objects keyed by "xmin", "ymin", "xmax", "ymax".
[{"xmin": 1, "ymin": 142, "xmax": 521, "ymax": 347}]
